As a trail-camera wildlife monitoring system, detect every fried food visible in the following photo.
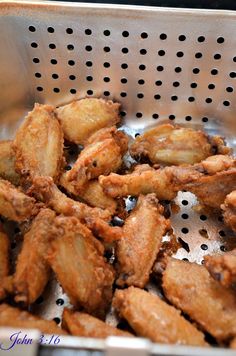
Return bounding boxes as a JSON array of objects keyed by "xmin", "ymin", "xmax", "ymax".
[
  {"xmin": 162, "ymin": 258, "xmax": 236, "ymax": 341},
  {"xmin": 62, "ymin": 308, "xmax": 132, "ymax": 338},
  {"xmin": 204, "ymin": 250, "xmax": 236, "ymax": 288},
  {"xmin": 32, "ymin": 176, "xmax": 122, "ymax": 242},
  {"xmin": 116, "ymin": 194, "xmax": 169, "ymax": 288},
  {"xmin": 13, "ymin": 209, "xmax": 56, "ymax": 304},
  {"xmin": 0, "ymin": 140, "xmax": 20, "ymax": 185},
  {"xmin": 47, "ymin": 216, "xmax": 115, "ymax": 317},
  {"xmin": 61, "ymin": 127, "xmax": 128, "ymax": 193},
  {"xmin": 222, "ymin": 191, "xmax": 236, "ymax": 233},
  {"xmin": 130, "ymin": 124, "xmax": 230, "ymax": 165},
  {"xmin": 13, "ymin": 104, "xmax": 64, "ymax": 181},
  {"xmin": 100, "ymin": 155, "xmax": 236, "ymax": 208},
  {"xmin": 0, "ymin": 225, "xmax": 10, "ymax": 300},
  {"xmin": 112, "ymin": 287, "xmax": 207, "ymax": 346},
  {"xmin": 0, "ymin": 303, "xmax": 67, "ymax": 334},
  {"xmin": 230, "ymin": 337, "xmax": 236, "ymax": 349},
  {"xmin": 0, "ymin": 178, "xmax": 39, "ymax": 222},
  {"xmin": 56, "ymin": 98, "xmax": 120, "ymax": 144}
]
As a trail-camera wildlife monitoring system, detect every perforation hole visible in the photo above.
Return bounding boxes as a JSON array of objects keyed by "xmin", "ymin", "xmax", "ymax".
[
  {"xmin": 47, "ymin": 27, "xmax": 54, "ymax": 33},
  {"xmin": 35, "ymin": 72, "xmax": 41, "ymax": 78},
  {"xmin": 154, "ymin": 94, "xmax": 161, "ymax": 100},
  {"xmin": 155, "ymin": 80, "xmax": 162, "ymax": 86},
  {"xmin": 67, "ymin": 44, "xmax": 74, "ymax": 50},
  {"xmin": 140, "ymin": 49, "xmax": 147, "ymax": 55},
  {"xmin": 87, "ymin": 89, "xmax": 94, "ymax": 95},
  {"xmin": 208, "ymin": 84, "xmax": 215, "ymax": 89},
  {"xmin": 223, "ymin": 100, "xmax": 230, "ymax": 106},
  {"xmin": 103, "ymin": 91, "xmax": 110, "ymax": 96},
  {"xmin": 214, "ymin": 53, "xmax": 221, "ymax": 60},
  {"xmin": 182, "ymin": 200, "xmax": 188, "ymax": 206},
  {"xmin": 171, "ymin": 95, "xmax": 178, "ymax": 101},
  {"xmin": 121, "ymin": 63, "xmax": 128, "ymax": 69},
  {"xmin": 122, "ymin": 31, "xmax": 129, "ymax": 37},
  {"xmin": 70, "ymin": 89, "xmax": 76, "ymax": 94},
  {"xmin": 53, "ymin": 317, "xmax": 61, "ymax": 324},
  {"xmin": 152, "ymin": 113, "xmax": 159, "ymax": 119},
  {"xmin": 141, "ymin": 32, "xmax": 148, "ymax": 39},
  {"xmin": 66, "ymin": 28, "xmax": 73, "ymax": 34},
  {"xmin": 230, "ymin": 71, "xmax": 236, "ymax": 78},
  {"xmin": 121, "ymin": 78, "xmax": 127, "ymax": 84},
  {"xmin": 69, "ymin": 75, "xmax": 76, "ymax": 80},
  {"xmin": 217, "ymin": 36, "xmax": 224, "ymax": 44},
  {"xmin": 33, "ymin": 57, "xmax": 40, "ymax": 63},
  {"xmin": 138, "ymin": 79, "xmax": 145, "ymax": 85},
  {"xmin": 202, "ymin": 117, "xmax": 208, "ymax": 122},
  {"xmin": 53, "ymin": 88, "xmax": 60, "ymax": 93},
  {"xmin": 205, "ymin": 98, "xmax": 212, "ymax": 103},
  {"xmin": 201, "ymin": 244, "xmax": 208, "ymax": 251},
  {"xmin": 87, "ymin": 76, "xmax": 93, "ymax": 82},
  {"xmin": 85, "ymin": 29, "xmax": 92, "ymax": 35},
  {"xmin": 103, "ymin": 30, "xmax": 110, "ymax": 36},
  {"xmin": 104, "ymin": 46, "xmax": 110, "ymax": 52},
  {"xmin": 178, "ymin": 35, "xmax": 186, "ymax": 41},
  {"xmin": 169, "ymin": 115, "xmax": 175, "ymax": 120},
  {"xmin": 51, "ymin": 59, "xmax": 57, "ymax": 65},
  {"xmin": 31, "ymin": 42, "xmax": 38, "ymax": 48},
  {"xmin": 122, "ymin": 47, "xmax": 129, "ymax": 54},
  {"xmin": 139, "ymin": 64, "xmax": 146, "ymax": 70},
  {"xmin": 29, "ymin": 25, "xmax": 36, "ymax": 32},
  {"xmin": 157, "ymin": 65, "xmax": 164, "ymax": 72},
  {"xmin": 158, "ymin": 50, "xmax": 165, "ymax": 56},
  {"xmin": 185, "ymin": 116, "xmax": 192, "ymax": 121},
  {"xmin": 195, "ymin": 52, "xmax": 202, "ymax": 59},
  {"xmin": 220, "ymin": 245, "xmax": 226, "ymax": 252},
  {"xmin": 176, "ymin": 51, "xmax": 184, "ymax": 57},
  {"xmin": 86, "ymin": 61, "xmax": 93, "ymax": 67},
  {"xmin": 56, "ymin": 298, "xmax": 64, "ymax": 306},
  {"xmin": 160, "ymin": 33, "xmax": 167, "ymax": 40},
  {"xmin": 175, "ymin": 67, "xmax": 182, "ymax": 73},
  {"xmin": 120, "ymin": 111, "xmax": 126, "ymax": 117},
  {"xmin": 188, "ymin": 96, "xmax": 195, "ymax": 102},
  {"xmin": 191, "ymin": 82, "xmax": 197, "ymax": 88},
  {"xmin": 137, "ymin": 93, "xmax": 144, "ymax": 98},
  {"xmin": 193, "ymin": 68, "xmax": 200, "ymax": 74},
  {"xmin": 85, "ymin": 45, "xmax": 92, "ymax": 52},
  {"xmin": 120, "ymin": 92, "xmax": 127, "ymax": 97},
  {"xmin": 37, "ymin": 86, "xmax": 43, "ymax": 92},
  {"xmin": 68, "ymin": 60, "xmax": 75, "ymax": 66},
  {"xmin": 52, "ymin": 73, "xmax": 59, "ymax": 79},
  {"xmin": 211, "ymin": 69, "xmax": 218, "ymax": 75},
  {"xmin": 181, "ymin": 213, "xmax": 189, "ymax": 219},
  {"xmin": 226, "ymin": 86, "xmax": 234, "ymax": 92},
  {"xmin": 181, "ymin": 227, "xmax": 189, "ymax": 234},
  {"xmin": 104, "ymin": 62, "xmax": 110, "ymax": 68},
  {"xmin": 200, "ymin": 215, "xmax": 207, "ymax": 221},
  {"xmin": 173, "ymin": 81, "xmax": 180, "ymax": 87},
  {"xmin": 136, "ymin": 112, "xmax": 143, "ymax": 118},
  {"xmin": 197, "ymin": 36, "xmax": 205, "ymax": 42},
  {"xmin": 103, "ymin": 77, "xmax": 110, "ymax": 82}
]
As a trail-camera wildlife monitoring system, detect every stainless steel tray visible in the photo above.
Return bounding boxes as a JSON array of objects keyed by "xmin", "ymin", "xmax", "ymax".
[{"xmin": 0, "ymin": 1, "xmax": 236, "ymax": 355}]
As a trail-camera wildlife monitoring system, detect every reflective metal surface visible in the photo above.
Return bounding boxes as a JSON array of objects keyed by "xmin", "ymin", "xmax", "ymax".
[{"xmin": 0, "ymin": 1, "xmax": 236, "ymax": 354}]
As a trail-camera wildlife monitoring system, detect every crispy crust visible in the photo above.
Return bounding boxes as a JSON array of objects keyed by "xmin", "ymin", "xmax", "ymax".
[
  {"xmin": 0, "ymin": 225, "xmax": 10, "ymax": 300},
  {"xmin": 116, "ymin": 194, "xmax": 170, "ymax": 288},
  {"xmin": 112, "ymin": 287, "xmax": 208, "ymax": 346},
  {"xmin": 13, "ymin": 103, "xmax": 64, "ymax": 182},
  {"xmin": 56, "ymin": 98, "xmax": 120, "ymax": 144},
  {"xmin": 222, "ymin": 191, "xmax": 236, "ymax": 233},
  {"xmin": 47, "ymin": 216, "xmax": 115, "ymax": 317},
  {"xmin": 0, "ymin": 140, "xmax": 20, "ymax": 185},
  {"xmin": 62, "ymin": 308, "xmax": 132, "ymax": 338},
  {"xmin": 162, "ymin": 258, "xmax": 236, "ymax": 341}
]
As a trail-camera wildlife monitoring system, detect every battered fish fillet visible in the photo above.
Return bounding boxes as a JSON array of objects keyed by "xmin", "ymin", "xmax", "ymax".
[
  {"xmin": 162, "ymin": 258, "xmax": 236, "ymax": 341},
  {"xmin": 204, "ymin": 250, "xmax": 236, "ymax": 288},
  {"xmin": 0, "ymin": 225, "xmax": 10, "ymax": 300},
  {"xmin": 0, "ymin": 178, "xmax": 39, "ymax": 222},
  {"xmin": 99, "ymin": 155, "xmax": 236, "ymax": 208},
  {"xmin": 112, "ymin": 287, "xmax": 207, "ymax": 346},
  {"xmin": 130, "ymin": 124, "xmax": 230, "ymax": 165},
  {"xmin": 62, "ymin": 308, "xmax": 132, "ymax": 338},
  {"xmin": 32, "ymin": 176, "xmax": 122, "ymax": 242},
  {"xmin": 0, "ymin": 140, "xmax": 20, "ymax": 185},
  {"xmin": 61, "ymin": 127, "xmax": 128, "ymax": 193},
  {"xmin": 222, "ymin": 191, "xmax": 236, "ymax": 233},
  {"xmin": 13, "ymin": 103, "xmax": 64, "ymax": 181},
  {"xmin": 47, "ymin": 216, "xmax": 115, "ymax": 317},
  {"xmin": 116, "ymin": 194, "xmax": 170, "ymax": 288},
  {"xmin": 13, "ymin": 209, "xmax": 56, "ymax": 304},
  {"xmin": 0, "ymin": 304, "xmax": 67, "ymax": 335},
  {"xmin": 56, "ymin": 98, "xmax": 120, "ymax": 144}
]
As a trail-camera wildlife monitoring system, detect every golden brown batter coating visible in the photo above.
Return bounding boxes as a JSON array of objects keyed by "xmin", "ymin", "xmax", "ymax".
[
  {"xmin": 13, "ymin": 103, "xmax": 64, "ymax": 181},
  {"xmin": 0, "ymin": 304, "xmax": 67, "ymax": 334},
  {"xmin": 0, "ymin": 225, "xmax": 10, "ymax": 300},
  {"xmin": 204, "ymin": 250, "xmax": 236, "ymax": 288},
  {"xmin": 0, "ymin": 140, "xmax": 20, "ymax": 185},
  {"xmin": 61, "ymin": 127, "xmax": 128, "ymax": 194},
  {"xmin": 56, "ymin": 98, "xmax": 120, "ymax": 144},
  {"xmin": 62, "ymin": 308, "xmax": 133, "ymax": 338},
  {"xmin": 116, "ymin": 194, "xmax": 169, "ymax": 288},
  {"xmin": 0, "ymin": 178, "xmax": 39, "ymax": 222},
  {"xmin": 47, "ymin": 216, "xmax": 115, "ymax": 317},
  {"xmin": 13, "ymin": 209, "xmax": 56, "ymax": 304},
  {"xmin": 113, "ymin": 287, "xmax": 208, "ymax": 346},
  {"xmin": 162, "ymin": 258, "xmax": 236, "ymax": 341},
  {"xmin": 130, "ymin": 124, "xmax": 228, "ymax": 165},
  {"xmin": 32, "ymin": 176, "xmax": 122, "ymax": 243},
  {"xmin": 222, "ymin": 191, "xmax": 236, "ymax": 233}
]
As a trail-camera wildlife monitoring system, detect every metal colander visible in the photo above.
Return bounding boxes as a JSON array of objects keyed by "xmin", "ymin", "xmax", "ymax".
[{"xmin": 0, "ymin": 1, "xmax": 236, "ymax": 355}]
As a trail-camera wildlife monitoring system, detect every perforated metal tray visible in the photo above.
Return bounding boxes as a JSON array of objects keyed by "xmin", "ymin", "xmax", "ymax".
[{"xmin": 0, "ymin": 1, "xmax": 236, "ymax": 355}]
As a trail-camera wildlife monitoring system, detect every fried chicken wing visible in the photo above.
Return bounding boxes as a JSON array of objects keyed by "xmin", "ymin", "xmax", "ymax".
[
  {"xmin": 204, "ymin": 250, "xmax": 236, "ymax": 288},
  {"xmin": 0, "ymin": 179, "xmax": 39, "ymax": 222},
  {"xmin": 116, "ymin": 194, "xmax": 169, "ymax": 288},
  {"xmin": 47, "ymin": 216, "xmax": 115, "ymax": 317},
  {"xmin": 62, "ymin": 308, "xmax": 132, "ymax": 338},
  {"xmin": 100, "ymin": 155, "xmax": 236, "ymax": 208},
  {"xmin": 13, "ymin": 104, "xmax": 64, "ymax": 181},
  {"xmin": 0, "ymin": 225, "xmax": 10, "ymax": 300},
  {"xmin": 0, "ymin": 140, "xmax": 20, "ymax": 185},
  {"xmin": 0, "ymin": 304, "xmax": 67, "ymax": 334},
  {"xmin": 130, "ymin": 124, "xmax": 230, "ymax": 165},
  {"xmin": 13, "ymin": 209, "xmax": 56, "ymax": 304},
  {"xmin": 230, "ymin": 337, "xmax": 236, "ymax": 349},
  {"xmin": 162, "ymin": 258, "xmax": 236, "ymax": 341},
  {"xmin": 32, "ymin": 176, "xmax": 122, "ymax": 242},
  {"xmin": 61, "ymin": 127, "xmax": 128, "ymax": 193},
  {"xmin": 113, "ymin": 287, "xmax": 207, "ymax": 346},
  {"xmin": 222, "ymin": 191, "xmax": 236, "ymax": 233},
  {"xmin": 56, "ymin": 98, "xmax": 120, "ymax": 144}
]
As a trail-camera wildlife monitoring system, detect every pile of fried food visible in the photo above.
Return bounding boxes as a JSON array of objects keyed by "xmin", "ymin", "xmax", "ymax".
[{"xmin": 0, "ymin": 97, "xmax": 236, "ymax": 348}]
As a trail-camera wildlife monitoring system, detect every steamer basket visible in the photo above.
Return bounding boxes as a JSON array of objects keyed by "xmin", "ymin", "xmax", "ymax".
[{"xmin": 0, "ymin": 1, "xmax": 236, "ymax": 355}]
